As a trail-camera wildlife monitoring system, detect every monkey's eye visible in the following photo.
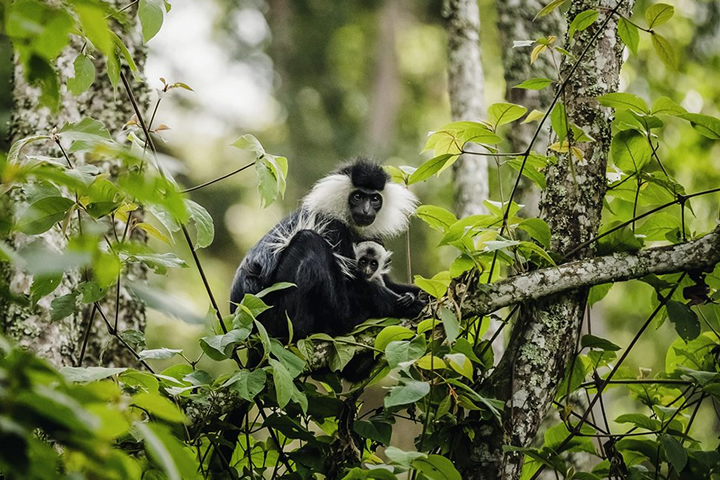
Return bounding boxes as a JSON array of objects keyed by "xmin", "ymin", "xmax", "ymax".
[
  {"xmin": 370, "ymin": 261, "xmax": 378, "ymax": 268},
  {"xmin": 371, "ymin": 194, "xmax": 381, "ymax": 203},
  {"xmin": 352, "ymin": 192, "xmax": 363, "ymax": 202},
  {"xmin": 359, "ymin": 259, "xmax": 367, "ymax": 265}
]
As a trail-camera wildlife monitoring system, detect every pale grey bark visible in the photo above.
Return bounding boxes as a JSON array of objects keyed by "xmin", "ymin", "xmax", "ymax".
[
  {"xmin": 1, "ymin": 5, "xmax": 148, "ymax": 368},
  {"xmin": 442, "ymin": 0, "xmax": 488, "ymax": 218},
  {"xmin": 463, "ymin": 225, "xmax": 720, "ymax": 317},
  {"xmin": 497, "ymin": 0, "xmax": 564, "ymax": 217},
  {"xmin": 367, "ymin": 0, "xmax": 402, "ymax": 157}
]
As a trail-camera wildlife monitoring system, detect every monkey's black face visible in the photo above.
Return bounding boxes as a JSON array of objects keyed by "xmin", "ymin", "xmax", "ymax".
[
  {"xmin": 349, "ymin": 189, "xmax": 383, "ymax": 226},
  {"xmin": 357, "ymin": 256, "xmax": 379, "ymax": 279}
]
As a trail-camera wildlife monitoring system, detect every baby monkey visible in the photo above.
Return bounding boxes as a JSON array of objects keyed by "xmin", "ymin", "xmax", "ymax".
[{"xmin": 353, "ymin": 241, "xmax": 417, "ymax": 307}]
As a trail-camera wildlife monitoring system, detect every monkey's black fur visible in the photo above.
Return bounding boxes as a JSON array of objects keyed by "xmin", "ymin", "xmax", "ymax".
[{"xmin": 230, "ymin": 159, "xmax": 424, "ymax": 338}]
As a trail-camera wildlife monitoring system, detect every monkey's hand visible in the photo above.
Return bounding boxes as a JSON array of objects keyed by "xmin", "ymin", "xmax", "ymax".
[{"xmin": 396, "ymin": 292, "xmax": 416, "ymax": 308}]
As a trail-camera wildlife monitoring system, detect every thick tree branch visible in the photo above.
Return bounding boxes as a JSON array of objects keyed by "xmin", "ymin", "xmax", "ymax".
[{"xmin": 463, "ymin": 225, "xmax": 720, "ymax": 317}]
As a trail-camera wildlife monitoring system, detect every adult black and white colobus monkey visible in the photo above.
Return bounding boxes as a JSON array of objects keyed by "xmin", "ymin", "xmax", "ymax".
[{"xmin": 230, "ymin": 158, "xmax": 425, "ymax": 338}]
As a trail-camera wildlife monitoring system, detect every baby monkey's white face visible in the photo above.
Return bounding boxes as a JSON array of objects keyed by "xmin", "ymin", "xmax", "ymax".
[{"xmin": 353, "ymin": 241, "xmax": 392, "ymax": 284}]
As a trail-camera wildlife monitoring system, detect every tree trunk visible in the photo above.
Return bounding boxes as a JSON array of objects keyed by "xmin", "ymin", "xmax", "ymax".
[
  {"xmin": 366, "ymin": 0, "xmax": 403, "ymax": 157},
  {"xmin": 1, "ymin": 5, "xmax": 148, "ymax": 368},
  {"xmin": 461, "ymin": 1, "xmax": 634, "ymax": 478},
  {"xmin": 442, "ymin": 0, "xmax": 488, "ymax": 218}
]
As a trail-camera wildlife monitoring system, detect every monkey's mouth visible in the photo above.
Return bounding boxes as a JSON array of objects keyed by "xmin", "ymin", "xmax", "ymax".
[{"xmin": 353, "ymin": 214, "xmax": 375, "ymax": 226}]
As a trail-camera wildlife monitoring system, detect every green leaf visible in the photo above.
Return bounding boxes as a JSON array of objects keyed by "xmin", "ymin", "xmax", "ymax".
[
  {"xmin": 8, "ymin": 134, "xmax": 51, "ymax": 163},
  {"xmin": 581, "ymin": 334, "xmax": 621, "ymax": 351},
  {"xmin": 231, "ymin": 134, "xmax": 265, "ymax": 154},
  {"xmin": 74, "ymin": 2, "xmax": 113, "ymax": 57},
  {"xmin": 487, "ymin": 103, "xmax": 528, "ymax": 129},
  {"xmin": 645, "ymin": 3, "xmax": 674, "ymax": 28},
  {"xmin": 138, "ymin": 348, "xmax": 183, "ymax": 360},
  {"xmin": 200, "ymin": 329, "xmax": 249, "ymax": 361},
  {"xmin": 618, "ymin": 17, "xmax": 639, "ymax": 55},
  {"xmin": 518, "ymin": 218, "xmax": 551, "ymax": 249},
  {"xmin": 78, "ymin": 280, "xmax": 106, "ymax": 303},
  {"xmin": 85, "ymin": 176, "xmax": 123, "ymax": 218},
  {"xmin": 59, "ymin": 117, "xmax": 113, "ymax": 149},
  {"xmin": 615, "ymin": 413, "xmax": 661, "ymax": 431},
  {"xmin": 659, "ymin": 434, "xmax": 687, "ymax": 472},
  {"xmin": 68, "ymin": 54, "xmax": 96, "ymax": 95},
  {"xmin": 30, "ymin": 273, "xmax": 62, "ymax": 305},
  {"xmin": 444, "ymin": 353, "xmax": 473, "ymax": 380},
  {"xmin": 385, "ymin": 446, "xmax": 426, "ymax": 467},
  {"xmin": 536, "ymin": 0, "xmax": 569, "ymax": 18},
  {"xmin": 514, "ymin": 78, "xmax": 553, "ymax": 90},
  {"xmin": 386, "ymin": 336, "xmax": 426, "ymax": 369},
  {"xmin": 50, "ymin": 292, "xmax": 78, "ymax": 321},
  {"xmin": 255, "ymin": 154, "xmax": 288, "ymax": 208},
  {"xmin": 569, "ymin": 10, "xmax": 598, "ymax": 39},
  {"xmin": 185, "ymin": 199, "xmax": 214, "ymax": 249},
  {"xmin": 598, "ymin": 92, "xmax": 649, "ymax": 114},
  {"xmin": 139, "ymin": 0, "xmax": 165, "ymax": 42},
  {"xmin": 270, "ymin": 339, "xmax": 306, "ymax": 378},
  {"xmin": 414, "ymin": 273, "xmax": 450, "ymax": 299},
  {"xmin": 666, "ymin": 300, "xmax": 700, "ymax": 341},
  {"xmin": 131, "ymin": 392, "xmax": 186, "ymax": 423},
  {"xmin": 652, "ymin": 96, "xmax": 686, "ymax": 116},
  {"xmin": 439, "ymin": 307, "xmax": 459, "ymax": 344},
  {"xmin": 16, "ymin": 196, "xmax": 74, "ymax": 234},
  {"xmin": 550, "ymin": 102, "xmax": 568, "ymax": 143},
  {"xmin": 60, "ymin": 366, "xmax": 127, "ymax": 382},
  {"xmin": 375, "ymin": 326, "xmax": 414, "ymax": 351},
  {"xmin": 411, "ymin": 455, "xmax": 462, "ymax": 480},
  {"xmin": 269, "ymin": 358, "xmax": 294, "ymax": 408},
  {"xmin": 610, "ymin": 129, "xmax": 652, "ymax": 172},
  {"xmin": 651, "ymin": 33, "xmax": 677, "ymax": 70},
  {"xmin": 408, "ymin": 154, "xmax": 454, "ymax": 184},
  {"xmin": 353, "ymin": 419, "xmax": 393, "ymax": 446},
  {"xmin": 416, "ymin": 205, "xmax": 457, "ymax": 231},
  {"xmin": 135, "ymin": 423, "xmax": 193, "ymax": 480},
  {"xmin": 384, "ymin": 379, "xmax": 430, "ymax": 408},
  {"xmin": 224, "ymin": 369, "xmax": 266, "ymax": 402},
  {"xmin": 677, "ymin": 113, "xmax": 720, "ymax": 140}
]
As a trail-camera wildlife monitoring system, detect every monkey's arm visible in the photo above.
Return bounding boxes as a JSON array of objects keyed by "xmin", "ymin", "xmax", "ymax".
[{"xmin": 382, "ymin": 276, "xmax": 422, "ymax": 296}]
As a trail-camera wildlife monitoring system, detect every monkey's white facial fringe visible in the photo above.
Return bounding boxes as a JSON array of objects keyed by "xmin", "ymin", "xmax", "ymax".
[
  {"xmin": 360, "ymin": 183, "xmax": 418, "ymax": 238},
  {"xmin": 302, "ymin": 174, "xmax": 354, "ymax": 224},
  {"xmin": 302, "ymin": 174, "xmax": 419, "ymax": 239}
]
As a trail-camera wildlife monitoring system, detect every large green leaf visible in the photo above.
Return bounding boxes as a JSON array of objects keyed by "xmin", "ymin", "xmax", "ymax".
[
  {"xmin": 678, "ymin": 113, "xmax": 720, "ymax": 140},
  {"xmin": 138, "ymin": 0, "xmax": 165, "ymax": 42},
  {"xmin": 16, "ymin": 196, "xmax": 74, "ymax": 234},
  {"xmin": 610, "ymin": 129, "xmax": 652, "ymax": 172},
  {"xmin": 645, "ymin": 3, "xmax": 674, "ymax": 28},
  {"xmin": 67, "ymin": 54, "xmax": 96, "ymax": 95},
  {"xmin": 487, "ymin": 103, "xmax": 527, "ymax": 129},
  {"xmin": 666, "ymin": 300, "xmax": 700, "ymax": 341},
  {"xmin": 384, "ymin": 379, "xmax": 430, "ymax": 408},
  {"xmin": 411, "ymin": 455, "xmax": 462, "ymax": 480},
  {"xmin": 598, "ymin": 92, "xmax": 649, "ymax": 114},
  {"xmin": 185, "ymin": 199, "xmax": 215, "ymax": 249},
  {"xmin": 223, "ymin": 369, "xmax": 266, "ymax": 402}
]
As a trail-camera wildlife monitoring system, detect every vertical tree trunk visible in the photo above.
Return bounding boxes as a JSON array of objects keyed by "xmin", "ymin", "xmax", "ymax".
[
  {"xmin": 462, "ymin": 1, "xmax": 634, "ymax": 478},
  {"xmin": 496, "ymin": 0, "xmax": 564, "ymax": 217},
  {"xmin": 442, "ymin": 0, "xmax": 488, "ymax": 218},
  {"xmin": 1, "ymin": 5, "xmax": 148, "ymax": 368},
  {"xmin": 366, "ymin": 0, "xmax": 402, "ymax": 157}
]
